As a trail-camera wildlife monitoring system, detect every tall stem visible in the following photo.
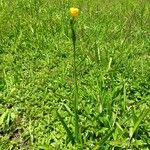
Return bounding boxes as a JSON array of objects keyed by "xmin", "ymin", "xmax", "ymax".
[{"xmin": 70, "ymin": 18, "xmax": 79, "ymax": 143}]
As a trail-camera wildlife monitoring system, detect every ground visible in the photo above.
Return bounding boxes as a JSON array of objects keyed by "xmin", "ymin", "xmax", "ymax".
[{"xmin": 0, "ymin": 0, "xmax": 150, "ymax": 149}]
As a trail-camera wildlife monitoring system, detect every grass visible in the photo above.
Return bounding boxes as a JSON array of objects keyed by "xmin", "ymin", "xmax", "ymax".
[{"xmin": 0, "ymin": 0, "xmax": 150, "ymax": 149}]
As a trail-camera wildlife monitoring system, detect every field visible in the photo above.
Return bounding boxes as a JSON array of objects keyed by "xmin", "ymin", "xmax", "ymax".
[{"xmin": 0, "ymin": 0, "xmax": 150, "ymax": 149}]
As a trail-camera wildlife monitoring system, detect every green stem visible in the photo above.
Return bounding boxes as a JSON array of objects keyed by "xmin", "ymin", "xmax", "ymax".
[{"xmin": 70, "ymin": 18, "xmax": 79, "ymax": 143}]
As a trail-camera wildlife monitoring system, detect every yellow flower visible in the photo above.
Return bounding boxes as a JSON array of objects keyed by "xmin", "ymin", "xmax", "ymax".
[{"xmin": 70, "ymin": 7, "xmax": 79, "ymax": 17}]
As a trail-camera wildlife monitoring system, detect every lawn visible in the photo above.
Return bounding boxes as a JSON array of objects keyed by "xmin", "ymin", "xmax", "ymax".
[{"xmin": 0, "ymin": 0, "xmax": 150, "ymax": 149}]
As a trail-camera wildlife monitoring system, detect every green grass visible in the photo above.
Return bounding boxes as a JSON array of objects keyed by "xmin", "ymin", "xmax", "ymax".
[{"xmin": 0, "ymin": 0, "xmax": 150, "ymax": 149}]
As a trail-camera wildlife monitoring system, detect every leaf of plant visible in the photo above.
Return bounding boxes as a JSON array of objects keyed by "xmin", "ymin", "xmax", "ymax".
[
  {"xmin": 99, "ymin": 128, "xmax": 115, "ymax": 146},
  {"xmin": 38, "ymin": 145, "xmax": 50, "ymax": 150},
  {"xmin": 130, "ymin": 107, "xmax": 149, "ymax": 138},
  {"xmin": 63, "ymin": 104, "xmax": 74, "ymax": 116},
  {"xmin": 0, "ymin": 110, "xmax": 9, "ymax": 126},
  {"xmin": 56, "ymin": 111, "xmax": 74, "ymax": 143}
]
